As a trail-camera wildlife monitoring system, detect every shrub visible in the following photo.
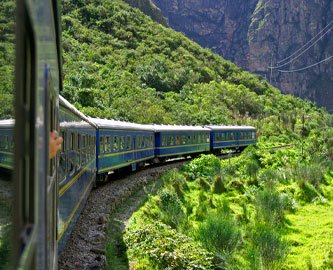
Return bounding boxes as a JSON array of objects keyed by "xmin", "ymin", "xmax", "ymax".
[
  {"xmin": 195, "ymin": 213, "xmax": 241, "ymax": 255},
  {"xmin": 298, "ymin": 181, "xmax": 320, "ymax": 202},
  {"xmin": 247, "ymin": 160, "xmax": 260, "ymax": 185},
  {"xmin": 258, "ymin": 168, "xmax": 279, "ymax": 187},
  {"xmin": 162, "ymin": 169, "xmax": 189, "ymax": 198},
  {"xmin": 212, "ymin": 175, "xmax": 226, "ymax": 194},
  {"xmin": 158, "ymin": 189, "xmax": 186, "ymax": 228},
  {"xmin": 293, "ymin": 162, "xmax": 324, "ymax": 189},
  {"xmin": 251, "ymin": 224, "xmax": 289, "ymax": 270},
  {"xmin": 255, "ymin": 187, "xmax": 287, "ymax": 225},
  {"xmin": 185, "ymin": 154, "xmax": 221, "ymax": 181},
  {"xmin": 197, "ymin": 177, "xmax": 211, "ymax": 191},
  {"xmin": 124, "ymin": 222, "xmax": 214, "ymax": 270}
]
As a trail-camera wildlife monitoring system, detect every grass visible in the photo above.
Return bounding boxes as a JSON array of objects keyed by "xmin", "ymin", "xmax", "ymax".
[{"xmin": 284, "ymin": 202, "xmax": 333, "ymax": 269}]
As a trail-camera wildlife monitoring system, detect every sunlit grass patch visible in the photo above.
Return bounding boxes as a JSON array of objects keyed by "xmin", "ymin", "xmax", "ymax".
[{"xmin": 284, "ymin": 202, "xmax": 333, "ymax": 269}]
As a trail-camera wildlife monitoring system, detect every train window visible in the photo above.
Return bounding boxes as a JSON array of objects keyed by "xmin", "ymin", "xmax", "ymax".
[
  {"xmin": 187, "ymin": 135, "xmax": 191, "ymax": 144},
  {"xmin": 198, "ymin": 135, "xmax": 201, "ymax": 144},
  {"xmin": 215, "ymin": 133, "xmax": 220, "ymax": 141},
  {"xmin": 126, "ymin": 136, "xmax": 131, "ymax": 150},
  {"xmin": 240, "ymin": 133, "xmax": 243, "ymax": 140},
  {"xmin": 113, "ymin": 136, "xmax": 119, "ymax": 151},
  {"xmin": 59, "ymin": 130, "xmax": 67, "ymax": 182},
  {"xmin": 106, "ymin": 136, "xmax": 111, "ymax": 152},
  {"xmin": 175, "ymin": 136, "xmax": 180, "ymax": 145},
  {"xmin": 207, "ymin": 135, "xmax": 210, "ymax": 142},
  {"xmin": 0, "ymin": 135, "xmax": 2, "ymax": 148},
  {"xmin": 70, "ymin": 132, "xmax": 75, "ymax": 175},
  {"xmin": 120, "ymin": 136, "xmax": 125, "ymax": 150},
  {"xmin": 193, "ymin": 135, "xmax": 196, "ymax": 144},
  {"xmin": 252, "ymin": 132, "xmax": 256, "ymax": 139},
  {"xmin": 162, "ymin": 136, "xmax": 167, "ymax": 146},
  {"xmin": 244, "ymin": 132, "xmax": 247, "ymax": 140},
  {"xmin": 93, "ymin": 136, "xmax": 96, "ymax": 154},
  {"xmin": 182, "ymin": 136, "xmax": 186, "ymax": 144},
  {"xmin": 202, "ymin": 135, "xmax": 205, "ymax": 143},
  {"xmin": 146, "ymin": 136, "xmax": 149, "ymax": 147},
  {"xmin": 226, "ymin": 133, "xmax": 230, "ymax": 140},
  {"xmin": 4, "ymin": 136, "xmax": 8, "ymax": 150},
  {"xmin": 231, "ymin": 133, "xmax": 234, "ymax": 140},
  {"xmin": 142, "ymin": 136, "xmax": 145, "ymax": 148},
  {"xmin": 137, "ymin": 136, "xmax": 141, "ymax": 149},
  {"xmin": 10, "ymin": 136, "xmax": 14, "ymax": 151},
  {"xmin": 100, "ymin": 136, "xmax": 104, "ymax": 154},
  {"xmin": 168, "ymin": 136, "xmax": 174, "ymax": 146},
  {"xmin": 77, "ymin": 134, "xmax": 81, "ymax": 168},
  {"xmin": 221, "ymin": 133, "xmax": 225, "ymax": 140},
  {"xmin": 151, "ymin": 136, "xmax": 154, "ymax": 147}
]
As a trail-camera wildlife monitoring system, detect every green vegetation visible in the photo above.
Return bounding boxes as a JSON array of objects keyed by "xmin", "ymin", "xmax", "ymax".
[
  {"xmin": 117, "ymin": 128, "xmax": 333, "ymax": 269},
  {"xmin": 59, "ymin": 0, "xmax": 333, "ymax": 134},
  {"xmin": 0, "ymin": 0, "xmax": 15, "ymax": 119}
]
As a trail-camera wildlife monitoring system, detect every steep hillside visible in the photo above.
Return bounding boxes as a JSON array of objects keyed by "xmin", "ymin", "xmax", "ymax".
[
  {"xmin": 152, "ymin": 0, "xmax": 333, "ymax": 112},
  {"xmin": 59, "ymin": 0, "xmax": 332, "ymax": 140}
]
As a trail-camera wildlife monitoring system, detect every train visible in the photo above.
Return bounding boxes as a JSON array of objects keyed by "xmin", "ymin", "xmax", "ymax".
[
  {"xmin": 1, "ymin": 94, "xmax": 257, "ymax": 262},
  {"xmin": 0, "ymin": 0, "xmax": 255, "ymax": 268}
]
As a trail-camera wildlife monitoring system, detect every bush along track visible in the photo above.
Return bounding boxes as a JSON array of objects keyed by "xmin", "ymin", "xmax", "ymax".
[{"xmin": 116, "ymin": 133, "xmax": 333, "ymax": 270}]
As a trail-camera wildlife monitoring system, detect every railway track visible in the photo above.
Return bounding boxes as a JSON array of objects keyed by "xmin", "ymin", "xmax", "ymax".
[{"xmin": 58, "ymin": 152, "xmax": 240, "ymax": 269}]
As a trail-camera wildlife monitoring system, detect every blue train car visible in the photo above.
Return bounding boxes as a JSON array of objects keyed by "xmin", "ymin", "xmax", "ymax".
[
  {"xmin": 57, "ymin": 96, "xmax": 97, "ymax": 254},
  {"xmin": 206, "ymin": 125, "xmax": 257, "ymax": 153},
  {"xmin": 151, "ymin": 125, "xmax": 211, "ymax": 160},
  {"xmin": 0, "ymin": 119, "xmax": 14, "ymax": 170},
  {"xmin": 89, "ymin": 118, "xmax": 155, "ymax": 179}
]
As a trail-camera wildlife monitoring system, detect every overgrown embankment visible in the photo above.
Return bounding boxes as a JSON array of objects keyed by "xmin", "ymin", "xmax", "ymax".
[{"xmin": 108, "ymin": 132, "xmax": 333, "ymax": 269}]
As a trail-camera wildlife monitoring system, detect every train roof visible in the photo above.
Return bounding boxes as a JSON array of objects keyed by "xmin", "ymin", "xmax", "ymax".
[
  {"xmin": 0, "ymin": 119, "xmax": 15, "ymax": 128},
  {"xmin": 88, "ymin": 117, "xmax": 155, "ymax": 132},
  {"xmin": 145, "ymin": 124, "xmax": 211, "ymax": 132},
  {"xmin": 59, "ymin": 95, "xmax": 96, "ymax": 128},
  {"xmin": 205, "ymin": 125, "xmax": 256, "ymax": 131}
]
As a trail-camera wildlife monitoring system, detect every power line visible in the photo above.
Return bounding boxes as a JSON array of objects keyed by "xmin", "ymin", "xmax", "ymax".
[
  {"xmin": 277, "ymin": 20, "xmax": 333, "ymax": 64},
  {"xmin": 278, "ymin": 55, "xmax": 333, "ymax": 73},
  {"xmin": 269, "ymin": 25, "xmax": 333, "ymax": 69}
]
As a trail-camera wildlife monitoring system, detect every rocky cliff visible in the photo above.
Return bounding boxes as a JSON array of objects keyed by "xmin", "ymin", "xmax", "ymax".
[{"xmin": 152, "ymin": 0, "xmax": 333, "ymax": 112}]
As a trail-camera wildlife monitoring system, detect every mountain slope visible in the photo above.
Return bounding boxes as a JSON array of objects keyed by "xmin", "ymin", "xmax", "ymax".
[
  {"xmin": 59, "ymin": 0, "xmax": 332, "ymax": 139},
  {"xmin": 152, "ymin": 0, "xmax": 333, "ymax": 112}
]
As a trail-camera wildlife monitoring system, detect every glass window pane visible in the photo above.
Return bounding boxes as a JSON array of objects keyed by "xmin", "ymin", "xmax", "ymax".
[
  {"xmin": 120, "ymin": 136, "xmax": 125, "ymax": 150},
  {"xmin": 113, "ymin": 136, "xmax": 119, "ymax": 151},
  {"xmin": 176, "ymin": 136, "xmax": 180, "ymax": 145},
  {"xmin": 99, "ymin": 136, "xmax": 104, "ymax": 153},
  {"xmin": 169, "ymin": 136, "xmax": 174, "ymax": 145},
  {"xmin": 162, "ymin": 136, "xmax": 167, "ymax": 146},
  {"xmin": 182, "ymin": 136, "xmax": 186, "ymax": 144},
  {"xmin": 127, "ymin": 136, "xmax": 131, "ymax": 150}
]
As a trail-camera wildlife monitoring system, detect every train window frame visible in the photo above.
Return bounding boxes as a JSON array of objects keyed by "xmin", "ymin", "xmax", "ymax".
[
  {"xmin": 215, "ymin": 133, "xmax": 220, "ymax": 141},
  {"xmin": 202, "ymin": 135, "xmax": 205, "ymax": 143},
  {"xmin": 93, "ymin": 136, "xmax": 96, "ymax": 154},
  {"xmin": 99, "ymin": 135, "xmax": 104, "ymax": 154},
  {"xmin": 126, "ymin": 136, "xmax": 131, "ymax": 150},
  {"xmin": 231, "ymin": 133, "xmax": 234, "ymax": 140},
  {"xmin": 240, "ymin": 133, "xmax": 243, "ymax": 140},
  {"xmin": 59, "ymin": 130, "xmax": 67, "ymax": 183},
  {"xmin": 77, "ymin": 133, "xmax": 81, "ymax": 169},
  {"xmin": 10, "ymin": 136, "xmax": 14, "ymax": 151},
  {"xmin": 226, "ymin": 133, "xmax": 230, "ymax": 140},
  {"xmin": 150, "ymin": 136, "xmax": 154, "ymax": 147},
  {"xmin": 168, "ymin": 136, "xmax": 174, "ymax": 146},
  {"xmin": 162, "ymin": 136, "xmax": 167, "ymax": 147},
  {"xmin": 106, "ymin": 136, "xmax": 111, "ymax": 152},
  {"xmin": 69, "ymin": 132, "xmax": 76, "ymax": 176},
  {"xmin": 120, "ymin": 136, "xmax": 125, "ymax": 151},
  {"xmin": 142, "ymin": 136, "xmax": 145, "ymax": 148},
  {"xmin": 137, "ymin": 136, "xmax": 141, "ymax": 149},
  {"xmin": 113, "ymin": 136, "xmax": 119, "ymax": 151},
  {"xmin": 182, "ymin": 136, "xmax": 186, "ymax": 145},
  {"xmin": 198, "ymin": 134, "xmax": 201, "ymax": 144},
  {"xmin": 4, "ymin": 135, "xmax": 8, "ymax": 150},
  {"xmin": 193, "ymin": 135, "xmax": 196, "ymax": 144},
  {"xmin": 175, "ymin": 136, "xmax": 180, "ymax": 145},
  {"xmin": 146, "ymin": 136, "xmax": 149, "ymax": 148},
  {"xmin": 187, "ymin": 135, "xmax": 191, "ymax": 144}
]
